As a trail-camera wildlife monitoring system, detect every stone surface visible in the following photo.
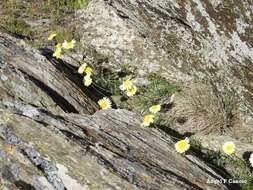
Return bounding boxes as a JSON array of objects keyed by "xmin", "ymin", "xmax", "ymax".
[
  {"xmin": 194, "ymin": 134, "xmax": 253, "ymax": 159},
  {"xmin": 0, "ymin": 100, "xmax": 233, "ymax": 190},
  {"xmin": 78, "ymin": 0, "xmax": 253, "ymax": 115},
  {"xmin": 0, "ymin": 31, "xmax": 98, "ymax": 114},
  {"xmin": 0, "ymin": 30, "xmax": 236, "ymax": 190}
]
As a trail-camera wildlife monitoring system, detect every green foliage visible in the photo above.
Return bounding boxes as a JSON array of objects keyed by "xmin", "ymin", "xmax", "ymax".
[
  {"xmin": 180, "ymin": 137, "xmax": 252, "ymax": 190},
  {"xmin": 4, "ymin": 18, "xmax": 31, "ymax": 37},
  {"xmin": 199, "ymin": 149, "xmax": 253, "ymax": 190},
  {"xmin": 132, "ymin": 73, "xmax": 180, "ymax": 109},
  {"xmin": 0, "ymin": 0, "xmax": 88, "ymax": 47},
  {"xmin": 53, "ymin": 0, "xmax": 90, "ymax": 9},
  {"xmin": 78, "ymin": 0, "xmax": 90, "ymax": 9},
  {"xmin": 93, "ymin": 71, "xmax": 122, "ymax": 96}
]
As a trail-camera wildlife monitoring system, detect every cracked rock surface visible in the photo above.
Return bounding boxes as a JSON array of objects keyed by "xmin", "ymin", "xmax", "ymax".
[
  {"xmin": 0, "ymin": 101, "xmax": 233, "ymax": 190},
  {"xmin": 0, "ymin": 30, "xmax": 236, "ymax": 190},
  {"xmin": 78, "ymin": 0, "xmax": 253, "ymax": 115}
]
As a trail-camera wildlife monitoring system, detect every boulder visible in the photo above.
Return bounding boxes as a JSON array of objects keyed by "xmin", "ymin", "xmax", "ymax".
[
  {"xmin": 0, "ymin": 101, "xmax": 233, "ymax": 190},
  {"xmin": 78, "ymin": 0, "xmax": 253, "ymax": 115},
  {"xmin": 0, "ymin": 31, "xmax": 235, "ymax": 190},
  {"xmin": 0, "ymin": 31, "xmax": 98, "ymax": 114}
]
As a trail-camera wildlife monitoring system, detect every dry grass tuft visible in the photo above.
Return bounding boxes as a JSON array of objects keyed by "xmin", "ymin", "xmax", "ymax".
[{"xmin": 168, "ymin": 81, "xmax": 238, "ymax": 135}]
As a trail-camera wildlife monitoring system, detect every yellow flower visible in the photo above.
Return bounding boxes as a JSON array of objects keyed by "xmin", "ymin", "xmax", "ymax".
[
  {"xmin": 55, "ymin": 43, "xmax": 62, "ymax": 49},
  {"xmin": 78, "ymin": 63, "xmax": 87, "ymax": 74},
  {"xmin": 83, "ymin": 75, "xmax": 92, "ymax": 87},
  {"xmin": 222, "ymin": 141, "xmax": 235, "ymax": 155},
  {"xmin": 249, "ymin": 153, "xmax": 253, "ymax": 167},
  {"xmin": 120, "ymin": 79, "xmax": 133, "ymax": 91},
  {"xmin": 98, "ymin": 97, "xmax": 112, "ymax": 110},
  {"xmin": 62, "ymin": 39, "xmax": 76, "ymax": 49},
  {"xmin": 149, "ymin": 104, "xmax": 161, "ymax": 114},
  {"xmin": 85, "ymin": 67, "xmax": 93, "ymax": 75},
  {"xmin": 141, "ymin": 114, "xmax": 155, "ymax": 127},
  {"xmin": 126, "ymin": 85, "xmax": 137, "ymax": 97},
  {"xmin": 53, "ymin": 48, "xmax": 62, "ymax": 59},
  {"xmin": 175, "ymin": 138, "xmax": 190, "ymax": 154},
  {"xmin": 48, "ymin": 32, "xmax": 57, "ymax": 41}
]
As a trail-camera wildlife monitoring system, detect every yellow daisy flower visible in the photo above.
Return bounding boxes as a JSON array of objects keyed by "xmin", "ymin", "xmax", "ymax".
[
  {"xmin": 98, "ymin": 97, "xmax": 112, "ymax": 110},
  {"xmin": 120, "ymin": 79, "xmax": 133, "ymax": 91},
  {"xmin": 249, "ymin": 153, "xmax": 253, "ymax": 167},
  {"xmin": 141, "ymin": 114, "xmax": 155, "ymax": 127},
  {"xmin": 55, "ymin": 43, "xmax": 62, "ymax": 49},
  {"xmin": 222, "ymin": 141, "xmax": 235, "ymax": 155},
  {"xmin": 175, "ymin": 137, "xmax": 190, "ymax": 154},
  {"xmin": 53, "ymin": 48, "xmax": 62, "ymax": 59},
  {"xmin": 83, "ymin": 75, "xmax": 92, "ymax": 87},
  {"xmin": 149, "ymin": 104, "xmax": 161, "ymax": 114},
  {"xmin": 62, "ymin": 39, "xmax": 76, "ymax": 49},
  {"xmin": 48, "ymin": 32, "xmax": 57, "ymax": 41},
  {"xmin": 126, "ymin": 85, "xmax": 137, "ymax": 97},
  {"xmin": 78, "ymin": 63, "xmax": 87, "ymax": 74},
  {"xmin": 85, "ymin": 67, "xmax": 93, "ymax": 75}
]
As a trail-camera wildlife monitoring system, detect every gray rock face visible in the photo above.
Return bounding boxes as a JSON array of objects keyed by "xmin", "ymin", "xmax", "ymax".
[
  {"xmin": 0, "ymin": 31, "xmax": 98, "ymax": 114},
  {"xmin": 0, "ymin": 31, "xmax": 235, "ymax": 189},
  {"xmin": 79, "ymin": 0, "xmax": 253, "ymax": 114},
  {"xmin": 0, "ymin": 101, "xmax": 232, "ymax": 190}
]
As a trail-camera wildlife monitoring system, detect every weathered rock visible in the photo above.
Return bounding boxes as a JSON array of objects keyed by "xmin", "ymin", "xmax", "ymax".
[
  {"xmin": 0, "ymin": 100, "xmax": 235, "ymax": 190},
  {"xmin": 194, "ymin": 134, "xmax": 253, "ymax": 159},
  {"xmin": 78, "ymin": 0, "xmax": 253, "ymax": 115},
  {"xmin": 0, "ymin": 31, "xmax": 98, "ymax": 114},
  {"xmin": 0, "ymin": 30, "xmax": 237, "ymax": 190}
]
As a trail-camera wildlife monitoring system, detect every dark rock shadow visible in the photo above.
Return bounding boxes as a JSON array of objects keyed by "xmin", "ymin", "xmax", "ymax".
[{"xmin": 39, "ymin": 48, "xmax": 117, "ymax": 108}]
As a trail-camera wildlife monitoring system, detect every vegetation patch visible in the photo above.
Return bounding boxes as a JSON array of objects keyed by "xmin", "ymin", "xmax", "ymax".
[
  {"xmin": 127, "ymin": 73, "xmax": 180, "ymax": 112},
  {"xmin": 0, "ymin": 0, "xmax": 90, "ymax": 48}
]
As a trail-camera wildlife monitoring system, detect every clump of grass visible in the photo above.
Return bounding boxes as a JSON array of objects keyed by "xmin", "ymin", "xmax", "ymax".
[
  {"xmin": 77, "ymin": 0, "xmax": 91, "ymax": 8},
  {"xmin": 3, "ymin": 17, "xmax": 32, "ymax": 37},
  {"xmin": 169, "ymin": 81, "xmax": 238, "ymax": 134},
  {"xmin": 131, "ymin": 73, "xmax": 180, "ymax": 110}
]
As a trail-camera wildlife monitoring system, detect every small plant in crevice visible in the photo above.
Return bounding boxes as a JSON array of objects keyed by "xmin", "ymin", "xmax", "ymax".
[
  {"xmin": 182, "ymin": 137, "xmax": 253, "ymax": 190},
  {"xmin": 204, "ymin": 149, "xmax": 253, "ymax": 190},
  {"xmin": 136, "ymin": 74, "xmax": 179, "ymax": 108}
]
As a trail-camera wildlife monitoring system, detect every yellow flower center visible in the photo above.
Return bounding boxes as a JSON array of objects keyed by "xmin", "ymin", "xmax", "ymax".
[
  {"xmin": 127, "ymin": 86, "xmax": 137, "ymax": 95},
  {"xmin": 123, "ymin": 80, "xmax": 132, "ymax": 88},
  {"xmin": 98, "ymin": 98, "xmax": 111, "ymax": 110},
  {"xmin": 149, "ymin": 105, "xmax": 161, "ymax": 113},
  {"xmin": 225, "ymin": 145, "xmax": 233, "ymax": 152},
  {"xmin": 85, "ymin": 67, "xmax": 93, "ymax": 75},
  {"xmin": 143, "ymin": 115, "xmax": 154, "ymax": 123},
  {"xmin": 178, "ymin": 140, "xmax": 187, "ymax": 150},
  {"xmin": 99, "ymin": 101, "xmax": 108, "ymax": 109},
  {"xmin": 222, "ymin": 142, "xmax": 235, "ymax": 155},
  {"xmin": 175, "ymin": 138, "xmax": 190, "ymax": 153},
  {"xmin": 55, "ymin": 43, "xmax": 62, "ymax": 49}
]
